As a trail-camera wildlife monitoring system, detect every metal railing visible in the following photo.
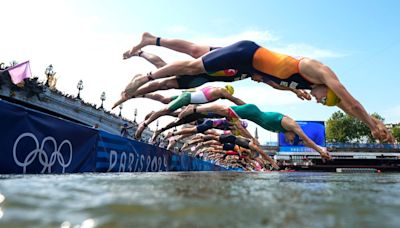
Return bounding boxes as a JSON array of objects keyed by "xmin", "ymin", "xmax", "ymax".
[{"xmin": 326, "ymin": 143, "xmax": 400, "ymax": 149}]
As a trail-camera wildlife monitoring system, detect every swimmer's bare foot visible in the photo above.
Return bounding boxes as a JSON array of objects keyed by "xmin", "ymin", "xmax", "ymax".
[
  {"xmin": 167, "ymin": 138, "xmax": 177, "ymax": 150},
  {"xmin": 194, "ymin": 143, "xmax": 204, "ymax": 151},
  {"xmin": 145, "ymin": 111, "xmax": 155, "ymax": 121},
  {"xmin": 112, "ymin": 73, "xmax": 153, "ymax": 110},
  {"xmin": 132, "ymin": 50, "xmax": 144, "ymax": 57},
  {"xmin": 112, "ymin": 91, "xmax": 130, "ymax": 109},
  {"xmin": 123, "ymin": 49, "xmax": 144, "ymax": 59},
  {"xmin": 195, "ymin": 148, "xmax": 207, "ymax": 157},
  {"xmin": 178, "ymin": 105, "xmax": 196, "ymax": 119},
  {"xmin": 181, "ymin": 142, "xmax": 189, "ymax": 151},
  {"xmin": 123, "ymin": 32, "xmax": 157, "ymax": 60},
  {"xmin": 124, "ymin": 74, "xmax": 150, "ymax": 98},
  {"xmin": 135, "ymin": 122, "xmax": 147, "ymax": 139},
  {"xmin": 150, "ymin": 130, "xmax": 160, "ymax": 143},
  {"xmin": 165, "ymin": 131, "xmax": 175, "ymax": 139}
]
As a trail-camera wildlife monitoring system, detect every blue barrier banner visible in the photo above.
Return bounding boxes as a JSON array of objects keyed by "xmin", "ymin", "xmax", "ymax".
[
  {"xmin": 96, "ymin": 131, "xmax": 170, "ymax": 172},
  {"xmin": 0, "ymin": 100, "xmax": 235, "ymax": 174},
  {"xmin": 95, "ymin": 131, "xmax": 233, "ymax": 172},
  {"xmin": 0, "ymin": 100, "xmax": 98, "ymax": 174}
]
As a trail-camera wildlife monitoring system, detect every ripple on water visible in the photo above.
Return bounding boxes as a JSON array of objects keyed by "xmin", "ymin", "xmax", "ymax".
[{"xmin": 0, "ymin": 172, "xmax": 400, "ymax": 227}]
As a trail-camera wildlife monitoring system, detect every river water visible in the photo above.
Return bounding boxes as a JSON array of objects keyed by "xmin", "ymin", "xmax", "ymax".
[{"xmin": 0, "ymin": 172, "xmax": 399, "ymax": 228}]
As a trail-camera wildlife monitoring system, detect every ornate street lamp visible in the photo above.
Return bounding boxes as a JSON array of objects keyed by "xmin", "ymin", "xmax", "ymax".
[
  {"xmin": 45, "ymin": 64, "xmax": 53, "ymax": 76},
  {"xmin": 255, "ymin": 127, "xmax": 259, "ymax": 140},
  {"xmin": 119, "ymin": 104, "xmax": 123, "ymax": 117},
  {"xmin": 10, "ymin": 60, "xmax": 18, "ymax": 67},
  {"xmin": 76, "ymin": 80, "xmax": 83, "ymax": 99},
  {"xmin": 100, "ymin": 91, "xmax": 106, "ymax": 109},
  {"xmin": 134, "ymin": 108, "xmax": 138, "ymax": 123},
  {"xmin": 45, "ymin": 64, "xmax": 55, "ymax": 87}
]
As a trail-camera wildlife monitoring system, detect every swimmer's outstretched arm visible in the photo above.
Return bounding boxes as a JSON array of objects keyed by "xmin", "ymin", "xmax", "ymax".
[
  {"xmin": 324, "ymin": 74, "xmax": 393, "ymax": 143},
  {"xmin": 281, "ymin": 116, "xmax": 332, "ymax": 160},
  {"xmin": 265, "ymin": 80, "xmax": 311, "ymax": 100},
  {"xmin": 221, "ymin": 91, "xmax": 246, "ymax": 105},
  {"xmin": 337, "ymin": 100, "xmax": 394, "ymax": 143},
  {"xmin": 248, "ymin": 139, "xmax": 280, "ymax": 169}
]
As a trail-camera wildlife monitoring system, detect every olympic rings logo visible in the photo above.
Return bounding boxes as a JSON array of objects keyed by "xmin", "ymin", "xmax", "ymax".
[{"xmin": 13, "ymin": 132, "xmax": 73, "ymax": 174}]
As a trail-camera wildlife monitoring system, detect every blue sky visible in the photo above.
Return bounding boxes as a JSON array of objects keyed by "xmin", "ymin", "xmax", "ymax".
[{"xmin": 1, "ymin": 0, "xmax": 399, "ymax": 143}]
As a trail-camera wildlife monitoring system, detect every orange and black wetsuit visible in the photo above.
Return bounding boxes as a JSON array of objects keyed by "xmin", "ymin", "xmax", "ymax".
[{"xmin": 202, "ymin": 40, "xmax": 313, "ymax": 89}]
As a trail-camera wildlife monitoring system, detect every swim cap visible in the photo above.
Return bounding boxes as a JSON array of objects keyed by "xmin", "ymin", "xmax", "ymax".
[
  {"xmin": 241, "ymin": 120, "xmax": 248, "ymax": 128},
  {"xmin": 324, "ymin": 88, "xmax": 341, "ymax": 106},
  {"xmin": 225, "ymin": 84, "xmax": 234, "ymax": 95}
]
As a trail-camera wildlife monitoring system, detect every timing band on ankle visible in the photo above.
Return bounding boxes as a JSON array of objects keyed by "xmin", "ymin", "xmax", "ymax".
[
  {"xmin": 147, "ymin": 72, "xmax": 154, "ymax": 81},
  {"xmin": 156, "ymin": 37, "xmax": 161, "ymax": 46}
]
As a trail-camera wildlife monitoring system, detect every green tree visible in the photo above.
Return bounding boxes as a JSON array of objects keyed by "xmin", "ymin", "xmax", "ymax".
[
  {"xmin": 355, "ymin": 113, "xmax": 385, "ymax": 143},
  {"xmin": 326, "ymin": 111, "xmax": 354, "ymax": 143},
  {"xmin": 392, "ymin": 126, "xmax": 400, "ymax": 143},
  {"xmin": 326, "ymin": 111, "xmax": 385, "ymax": 143}
]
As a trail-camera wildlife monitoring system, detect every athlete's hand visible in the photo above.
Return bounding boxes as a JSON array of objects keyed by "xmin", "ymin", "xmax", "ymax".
[
  {"xmin": 379, "ymin": 126, "xmax": 395, "ymax": 144},
  {"xmin": 371, "ymin": 118, "xmax": 395, "ymax": 144},
  {"xmin": 296, "ymin": 90, "xmax": 312, "ymax": 100},
  {"xmin": 319, "ymin": 148, "xmax": 332, "ymax": 160},
  {"xmin": 371, "ymin": 128, "xmax": 382, "ymax": 142},
  {"xmin": 270, "ymin": 162, "xmax": 280, "ymax": 171},
  {"xmin": 370, "ymin": 127, "xmax": 392, "ymax": 144}
]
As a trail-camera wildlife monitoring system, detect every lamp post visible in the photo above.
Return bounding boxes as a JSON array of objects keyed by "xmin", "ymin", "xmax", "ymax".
[
  {"xmin": 119, "ymin": 104, "xmax": 123, "ymax": 117},
  {"xmin": 10, "ymin": 61, "xmax": 17, "ymax": 67},
  {"xmin": 156, "ymin": 120, "xmax": 159, "ymax": 131},
  {"xmin": 76, "ymin": 80, "xmax": 83, "ymax": 99},
  {"xmin": 45, "ymin": 64, "xmax": 52, "ymax": 76},
  {"xmin": 134, "ymin": 108, "xmax": 138, "ymax": 123},
  {"xmin": 100, "ymin": 91, "xmax": 106, "ymax": 109},
  {"xmin": 269, "ymin": 133, "xmax": 272, "ymax": 145},
  {"xmin": 45, "ymin": 64, "xmax": 54, "ymax": 87}
]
